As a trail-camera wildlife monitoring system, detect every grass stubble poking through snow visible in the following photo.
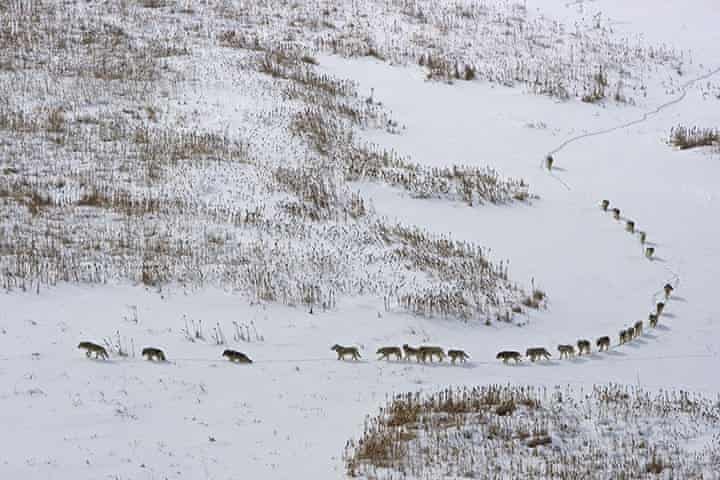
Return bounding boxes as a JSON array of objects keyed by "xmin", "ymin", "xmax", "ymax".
[
  {"xmin": 344, "ymin": 384, "xmax": 720, "ymax": 479},
  {"xmin": 0, "ymin": 0, "xmax": 540, "ymax": 324},
  {"xmin": 0, "ymin": 0, "xmax": 697, "ymax": 322},
  {"xmin": 668, "ymin": 125, "xmax": 719, "ymax": 152},
  {"xmin": 212, "ymin": 0, "xmax": 688, "ymax": 104}
]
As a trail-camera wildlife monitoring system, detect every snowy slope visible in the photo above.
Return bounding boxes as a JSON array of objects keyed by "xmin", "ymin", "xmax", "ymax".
[{"xmin": 2, "ymin": 1, "xmax": 720, "ymax": 479}]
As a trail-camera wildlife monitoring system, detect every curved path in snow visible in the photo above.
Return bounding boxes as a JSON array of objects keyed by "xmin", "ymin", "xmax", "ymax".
[
  {"xmin": 545, "ymin": 65, "xmax": 720, "ymax": 303},
  {"xmin": 548, "ymin": 66, "xmax": 720, "ymax": 158}
]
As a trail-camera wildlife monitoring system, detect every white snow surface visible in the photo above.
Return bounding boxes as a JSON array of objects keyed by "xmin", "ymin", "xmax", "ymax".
[{"xmin": 3, "ymin": 1, "xmax": 720, "ymax": 479}]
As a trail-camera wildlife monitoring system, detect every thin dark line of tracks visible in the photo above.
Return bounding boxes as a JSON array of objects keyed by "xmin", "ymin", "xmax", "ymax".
[{"xmin": 548, "ymin": 65, "xmax": 720, "ymax": 158}]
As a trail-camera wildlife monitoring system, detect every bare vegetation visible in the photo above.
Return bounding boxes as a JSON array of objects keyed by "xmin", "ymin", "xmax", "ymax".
[
  {"xmin": 0, "ymin": 0, "xmax": 531, "ymax": 323},
  {"xmin": 669, "ymin": 125, "xmax": 720, "ymax": 150},
  {"xmin": 213, "ymin": 0, "xmax": 685, "ymax": 103},
  {"xmin": 344, "ymin": 384, "xmax": 720, "ymax": 478}
]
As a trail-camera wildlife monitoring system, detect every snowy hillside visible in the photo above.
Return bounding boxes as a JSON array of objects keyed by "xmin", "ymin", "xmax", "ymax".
[{"xmin": 1, "ymin": 0, "xmax": 720, "ymax": 478}]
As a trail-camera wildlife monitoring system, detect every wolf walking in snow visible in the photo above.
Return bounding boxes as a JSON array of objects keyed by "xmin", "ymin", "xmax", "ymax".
[
  {"xmin": 448, "ymin": 349, "xmax": 469, "ymax": 364},
  {"xmin": 419, "ymin": 346, "xmax": 446, "ymax": 363},
  {"xmin": 633, "ymin": 321, "xmax": 643, "ymax": 338},
  {"xmin": 577, "ymin": 339, "xmax": 591, "ymax": 355},
  {"xmin": 376, "ymin": 346, "xmax": 402, "ymax": 361},
  {"xmin": 78, "ymin": 341, "xmax": 109, "ymax": 360},
  {"xmin": 331, "ymin": 344, "xmax": 361, "ymax": 361},
  {"xmin": 496, "ymin": 351, "xmax": 522, "ymax": 364},
  {"xmin": 526, "ymin": 347, "xmax": 551, "ymax": 361},
  {"xmin": 557, "ymin": 344, "xmax": 576, "ymax": 359},
  {"xmin": 222, "ymin": 349, "xmax": 252, "ymax": 363},
  {"xmin": 545, "ymin": 155, "xmax": 554, "ymax": 171},
  {"xmin": 596, "ymin": 336, "xmax": 611, "ymax": 351},
  {"xmin": 402, "ymin": 344, "xmax": 423, "ymax": 362},
  {"xmin": 142, "ymin": 347, "xmax": 166, "ymax": 362},
  {"xmin": 626, "ymin": 326, "xmax": 636, "ymax": 339},
  {"xmin": 619, "ymin": 329, "xmax": 632, "ymax": 344}
]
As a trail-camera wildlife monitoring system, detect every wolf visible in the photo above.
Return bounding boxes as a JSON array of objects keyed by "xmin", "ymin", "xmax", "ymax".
[
  {"xmin": 78, "ymin": 341, "xmax": 109, "ymax": 360},
  {"xmin": 331, "ymin": 344, "xmax": 361, "ymax": 361},
  {"xmin": 496, "ymin": 351, "xmax": 522, "ymax": 364},
  {"xmin": 142, "ymin": 347, "xmax": 166, "ymax": 362},
  {"xmin": 526, "ymin": 347, "xmax": 551, "ymax": 362},
  {"xmin": 576, "ymin": 339, "xmax": 591, "ymax": 355},
  {"xmin": 596, "ymin": 336, "xmax": 611, "ymax": 351},
  {"xmin": 376, "ymin": 346, "xmax": 402, "ymax": 361},
  {"xmin": 626, "ymin": 326, "xmax": 636, "ymax": 340},
  {"xmin": 419, "ymin": 346, "xmax": 445, "ymax": 363},
  {"xmin": 557, "ymin": 344, "xmax": 576, "ymax": 359},
  {"xmin": 633, "ymin": 321, "xmax": 643, "ymax": 337},
  {"xmin": 402, "ymin": 344, "xmax": 423, "ymax": 362},
  {"xmin": 545, "ymin": 155, "xmax": 554, "ymax": 171},
  {"xmin": 619, "ymin": 329, "xmax": 630, "ymax": 344},
  {"xmin": 222, "ymin": 349, "xmax": 252, "ymax": 363},
  {"xmin": 448, "ymin": 349, "xmax": 469, "ymax": 364}
]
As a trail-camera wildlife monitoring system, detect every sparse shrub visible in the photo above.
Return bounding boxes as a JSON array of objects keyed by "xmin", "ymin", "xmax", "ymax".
[
  {"xmin": 646, "ymin": 452, "xmax": 667, "ymax": 474},
  {"xmin": 495, "ymin": 400, "xmax": 516, "ymax": 416},
  {"xmin": 0, "ymin": 0, "xmax": 533, "ymax": 323},
  {"xmin": 463, "ymin": 64, "xmax": 476, "ymax": 81},
  {"xmin": 46, "ymin": 108, "xmax": 66, "ymax": 133},
  {"xmin": 669, "ymin": 125, "xmax": 719, "ymax": 150},
  {"xmin": 345, "ymin": 385, "xmax": 720, "ymax": 478}
]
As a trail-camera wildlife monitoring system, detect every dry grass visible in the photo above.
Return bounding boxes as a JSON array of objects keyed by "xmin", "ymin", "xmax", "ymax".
[
  {"xmin": 669, "ymin": 125, "xmax": 719, "ymax": 150},
  {"xmin": 0, "ymin": 0, "xmax": 534, "ymax": 324},
  {"xmin": 211, "ymin": 0, "xmax": 683, "ymax": 104},
  {"xmin": 345, "ymin": 384, "xmax": 720, "ymax": 478}
]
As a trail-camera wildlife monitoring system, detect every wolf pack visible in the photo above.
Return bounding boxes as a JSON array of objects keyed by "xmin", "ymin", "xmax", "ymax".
[
  {"xmin": 77, "ymin": 342, "xmax": 253, "ymax": 364},
  {"xmin": 77, "ymin": 199, "xmax": 675, "ymax": 368},
  {"xmin": 76, "ymin": 342, "xmax": 470, "ymax": 365},
  {"xmin": 332, "ymin": 344, "xmax": 470, "ymax": 364},
  {"xmin": 77, "ymin": 282, "xmax": 674, "ymax": 367},
  {"xmin": 495, "ymin": 284, "xmax": 672, "ymax": 364},
  {"xmin": 600, "ymin": 198, "xmax": 656, "ymax": 260}
]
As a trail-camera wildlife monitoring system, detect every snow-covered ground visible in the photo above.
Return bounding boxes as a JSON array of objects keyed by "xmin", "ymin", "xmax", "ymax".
[{"xmin": 2, "ymin": 1, "xmax": 720, "ymax": 478}]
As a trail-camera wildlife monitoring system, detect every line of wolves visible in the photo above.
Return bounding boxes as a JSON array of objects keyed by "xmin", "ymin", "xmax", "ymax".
[
  {"xmin": 78, "ymin": 342, "xmax": 470, "ymax": 365},
  {"xmin": 332, "ymin": 344, "xmax": 470, "ymax": 364},
  {"xmin": 497, "ymin": 284, "xmax": 673, "ymax": 363},
  {"xmin": 79, "ymin": 287, "xmax": 668, "ymax": 367},
  {"xmin": 77, "ymin": 343, "xmax": 252, "ymax": 364},
  {"xmin": 601, "ymin": 199, "xmax": 655, "ymax": 259},
  {"xmin": 79, "ymin": 276, "xmax": 673, "ymax": 368},
  {"xmin": 80, "ymin": 196, "xmax": 672, "ymax": 366}
]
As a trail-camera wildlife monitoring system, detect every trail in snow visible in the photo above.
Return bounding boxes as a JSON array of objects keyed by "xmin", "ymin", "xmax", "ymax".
[
  {"xmin": 541, "ymin": 66, "xmax": 720, "ymax": 327},
  {"xmin": 545, "ymin": 64, "xmax": 720, "ymax": 192},
  {"xmin": 3, "ymin": 341, "xmax": 710, "ymax": 368},
  {"xmin": 547, "ymin": 65, "xmax": 720, "ymax": 158}
]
